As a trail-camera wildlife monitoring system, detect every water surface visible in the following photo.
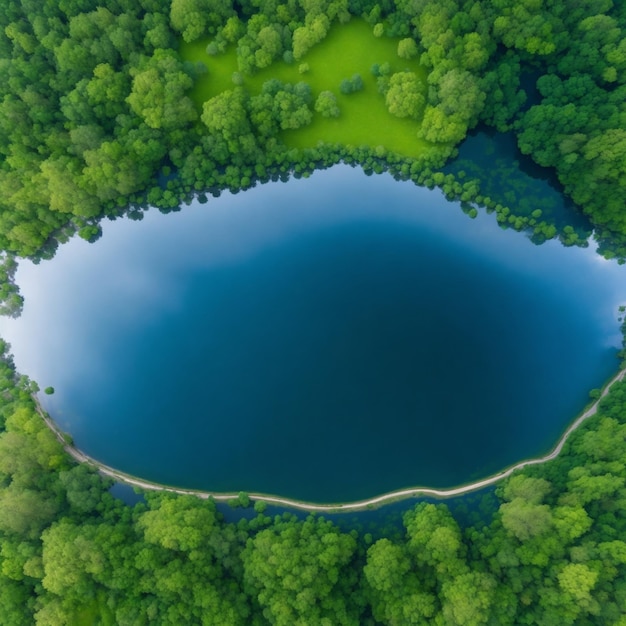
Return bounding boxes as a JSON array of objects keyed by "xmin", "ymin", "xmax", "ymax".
[
  {"xmin": 446, "ymin": 129, "xmax": 593, "ymax": 236},
  {"xmin": 1, "ymin": 166, "xmax": 623, "ymax": 501}
]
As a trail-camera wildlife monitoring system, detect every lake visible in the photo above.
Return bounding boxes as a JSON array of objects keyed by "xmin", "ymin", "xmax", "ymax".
[{"xmin": 1, "ymin": 164, "xmax": 624, "ymax": 502}]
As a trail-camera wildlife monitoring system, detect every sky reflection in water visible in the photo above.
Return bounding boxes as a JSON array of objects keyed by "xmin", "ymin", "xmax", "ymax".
[{"xmin": 0, "ymin": 165, "xmax": 624, "ymax": 501}]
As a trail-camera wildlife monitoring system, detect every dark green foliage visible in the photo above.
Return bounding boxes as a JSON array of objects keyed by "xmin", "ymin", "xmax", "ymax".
[
  {"xmin": 0, "ymin": 255, "xmax": 22, "ymax": 318},
  {"xmin": 0, "ymin": 0, "xmax": 624, "ymax": 276},
  {"xmin": 339, "ymin": 73, "xmax": 364, "ymax": 94},
  {"xmin": 516, "ymin": 74, "xmax": 626, "ymax": 251},
  {"xmin": 0, "ymin": 0, "xmax": 626, "ymax": 622},
  {"xmin": 0, "ymin": 340, "xmax": 625, "ymax": 622},
  {"xmin": 251, "ymin": 79, "xmax": 313, "ymax": 131},
  {"xmin": 253, "ymin": 499, "xmax": 267, "ymax": 513}
]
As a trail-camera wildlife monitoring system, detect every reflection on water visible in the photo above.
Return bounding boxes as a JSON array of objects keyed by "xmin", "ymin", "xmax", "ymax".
[
  {"xmin": 445, "ymin": 129, "xmax": 592, "ymax": 243},
  {"xmin": 0, "ymin": 165, "xmax": 623, "ymax": 502}
]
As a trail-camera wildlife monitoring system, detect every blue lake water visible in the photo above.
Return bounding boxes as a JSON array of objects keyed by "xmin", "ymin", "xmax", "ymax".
[{"xmin": 1, "ymin": 165, "xmax": 624, "ymax": 502}]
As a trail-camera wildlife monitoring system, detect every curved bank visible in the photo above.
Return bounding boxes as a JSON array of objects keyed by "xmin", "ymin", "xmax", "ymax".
[{"xmin": 34, "ymin": 366, "xmax": 626, "ymax": 513}]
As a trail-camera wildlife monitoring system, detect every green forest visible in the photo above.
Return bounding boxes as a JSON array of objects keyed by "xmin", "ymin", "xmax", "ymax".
[
  {"xmin": 1, "ymin": 336, "xmax": 626, "ymax": 625},
  {"xmin": 1, "ymin": 0, "xmax": 626, "ymax": 623},
  {"xmin": 0, "ymin": 0, "xmax": 626, "ymax": 311}
]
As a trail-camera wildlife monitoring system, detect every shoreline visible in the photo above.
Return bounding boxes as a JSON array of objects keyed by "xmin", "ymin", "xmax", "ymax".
[{"xmin": 32, "ymin": 366, "xmax": 626, "ymax": 513}]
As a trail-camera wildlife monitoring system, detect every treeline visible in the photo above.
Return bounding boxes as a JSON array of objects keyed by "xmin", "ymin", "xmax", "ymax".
[
  {"xmin": 0, "ymin": 0, "xmax": 625, "ymax": 278},
  {"xmin": 1, "ymin": 2, "xmax": 626, "ymax": 620},
  {"xmin": 1, "ymin": 349, "xmax": 626, "ymax": 624},
  {"xmin": 132, "ymin": 0, "xmax": 626, "ymax": 259}
]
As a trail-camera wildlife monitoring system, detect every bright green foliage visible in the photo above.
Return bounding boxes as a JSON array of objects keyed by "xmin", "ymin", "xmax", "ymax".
[
  {"xmin": 437, "ymin": 69, "xmax": 484, "ymax": 118},
  {"xmin": 41, "ymin": 521, "xmax": 107, "ymax": 599},
  {"xmin": 201, "ymin": 88, "xmax": 258, "ymax": 161},
  {"xmin": 577, "ymin": 417, "xmax": 626, "ymax": 462},
  {"xmin": 551, "ymin": 505, "xmax": 592, "ymax": 543},
  {"xmin": 138, "ymin": 494, "xmax": 220, "ymax": 551},
  {"xmin": 293, "ymin": 15, "xmax": 331, "ymax": 60},
  {"xmin": 419, "ymin": 106, "xmax": 468, "ymax": 144},
  {"xmin": 566, "ymin": 466, "xmax": 625, "ymax": 505},
  {"xmin": 405, "ymin": 503, "xmax": 467, "ymax": 578},
  {"xmin": 500, "ymin": 498, "xmax": 553, "ymax": 542},
  {"xmin": 242, "ymin": 515, "xmax": 360, "ymax": 625},
  {"xmin": 502, "ymin": 475, "xmax": 551, "ymax": 504},
  {"xmin": 127, "ymin": 50, "xmax": 197, "ymax": 131},
  {"xmin": 58, "ymin": 465, "xmax": 108, "ymax": 515},
  {"xmin": 397, "ymin": 37, "xmax": 418, "ymax": 59},
  {"xmin": 440, "ymin": 571, "xmax": 497, "ymax": 626},
  {"xmin": 384, "ymin": 72, "xmax": 426, "ymax": 119},
  {"xmin": 364, "ymin": 538, "xmax": 437, "ymax": 624},
  {"xmin": 255, "ymin": 26, "xmax": 283, "ymax": 69},
  {"xmin": 0, "ymin": 344, "xmax": 624, "ymax": 623},
  {"xmin": 251, "ymin": 79, "xmax": 313, "ymax": 131},
  {"xmin": 491, "ymin": 0, "xmax": 559, "ymax": 57},
  {"xmin": 0, "ymin": 1, "xmax": 626, "ymax": 622},
  {"xmin": 315, "ymin": 90, "xmax": 340, "ymax": 117},
  {"xmin": 77, "ymin": 225, "xmax": 102, "ymax": 242},
  {"xmin": 237, "ymin": 18, "xmax": 287, "ymax": 74},
  {"xmin": 170, "ymin": 0, "xmax": 234, "ymax": 43},
  {"xmin": 181, "ymin": 19, "xmax": 431, "ymax": 158},
  {"xmin": 558, "ymin": 562, "xmax": 599, "ymax": 605},
  {"xmin": 418, "ymin": 67, "xmax": 485, "ymax": 144}
]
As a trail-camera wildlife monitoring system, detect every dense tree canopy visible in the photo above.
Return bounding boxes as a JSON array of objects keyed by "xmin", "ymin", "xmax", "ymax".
[
  {"xmin": 0, "ymin": 0, "xmax": 624, "ymax": 274},
  {"xmin": 0, "ymin": 0, "xmax": 626, "ymax": 622},
  {"xmin": 0, "ymin": 338, "xmax": 625, "ymax": 623}
]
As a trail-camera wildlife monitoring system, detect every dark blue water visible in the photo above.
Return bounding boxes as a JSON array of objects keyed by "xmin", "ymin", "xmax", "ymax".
[
  {"xmin": 1, "ymin": 166, "xmax": 623, "ymax": 502},
  {"xmin": 445, "ymin": 129, "xmax": 593, "ymax": 237}
]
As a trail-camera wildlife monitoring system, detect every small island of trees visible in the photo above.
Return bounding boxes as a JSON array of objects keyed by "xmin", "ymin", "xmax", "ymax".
[{"xmin": 0, "ymin": 0, "xmax": 626, "ymax": 623}]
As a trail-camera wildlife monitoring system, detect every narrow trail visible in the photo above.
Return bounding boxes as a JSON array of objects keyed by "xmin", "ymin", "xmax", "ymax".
[{"xmin": 33, "ymin": 367, "xmax": 626, "ymax": 513}]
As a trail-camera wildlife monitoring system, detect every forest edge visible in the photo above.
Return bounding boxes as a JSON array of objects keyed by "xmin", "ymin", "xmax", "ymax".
[{"xmin": 32, "ymin": 365, "xmax": 626, "ymax": 513}]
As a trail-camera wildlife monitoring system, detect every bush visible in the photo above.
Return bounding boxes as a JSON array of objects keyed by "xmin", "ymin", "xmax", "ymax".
[
  {"xmin": 315, "ymin": 91, "xmax": 340, "ymax": 118},
  {"xmin": 339, "ymin": 74, "xmax": 363, "ymax": 95},
  {"xmin": 397, "ymin": 38, "xmax": 418, "ymax": 59}
]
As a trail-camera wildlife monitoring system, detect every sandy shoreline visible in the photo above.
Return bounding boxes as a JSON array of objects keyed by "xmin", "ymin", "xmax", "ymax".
[{"xmin": 32, "ymin": 366, "xmax": 626, "ymax": 513}]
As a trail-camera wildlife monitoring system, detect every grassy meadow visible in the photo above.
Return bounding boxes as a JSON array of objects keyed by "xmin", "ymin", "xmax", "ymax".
[{"xmin": 180, "ymin": 19, "xmax": 432, "ymax": 158}]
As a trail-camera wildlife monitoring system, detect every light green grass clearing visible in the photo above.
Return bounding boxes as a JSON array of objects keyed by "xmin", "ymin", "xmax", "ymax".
[{"xmin": 180, "ymin": 19, "xmax": 432, "ymax": 158}]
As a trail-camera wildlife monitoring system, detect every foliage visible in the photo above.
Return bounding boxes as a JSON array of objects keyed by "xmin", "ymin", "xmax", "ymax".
[
  {"xmin": 384, "ymin": 71, "xmax": 426, "ymax": 119},
  {"xmin": 126, "ymin": 49, "xmax": 197, "ymax": 131},
  {"xmin": 339, "ymin": 73, "xmax": 364, "ymax": 94},
  {"xmin": 242, "ymin": 515, "xmax": 361, "ymax": 624},
  {"xmin": 315, "ymin": 90, "xmax": 340, "ymax": 118},
  {"xmin": 170, "ymin": 0, "xmax": 234, "ymax": 43},
  {"xmin": 0, "ymin": 343, "xmax": 625, "ymax": 623},
  {"xmin": 0, "ymin": 0, "xmax": 626, "ymax": 621},
  {"xmin": 397, "ymin": 37, "xmax": 418, "ymax": 60}
]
